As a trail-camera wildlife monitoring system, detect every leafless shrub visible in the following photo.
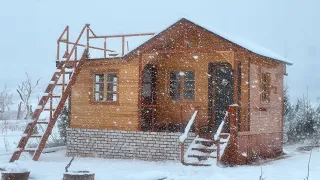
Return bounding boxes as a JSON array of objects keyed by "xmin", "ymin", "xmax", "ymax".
[
  {"xmin": 16, "ymin": 72, "xmax": 40, "ymax": 119},
  {"xmin": 0, "ymin": 85, "xmax": 13, "ymax": 114},
  {"xmin": 1, "ymin": 120, "xmax": 10, "ymax": 152}
]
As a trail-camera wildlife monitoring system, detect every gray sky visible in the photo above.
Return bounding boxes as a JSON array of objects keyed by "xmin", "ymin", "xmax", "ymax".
[{"xmin": 0, "ymin": 0, "xmax": 319, "ymax": 105}]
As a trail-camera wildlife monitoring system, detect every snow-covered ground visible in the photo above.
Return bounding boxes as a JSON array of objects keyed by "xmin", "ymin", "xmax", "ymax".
[{"xmin": 0, "ymin": 120, "xmax": 319, "ymax": 180}]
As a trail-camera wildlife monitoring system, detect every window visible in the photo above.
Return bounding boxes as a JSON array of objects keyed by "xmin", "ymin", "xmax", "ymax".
[
  {"xmin": 170, "ymin": 71, "xmax": 195, "ymax": 100},
  {"xmin": 93, "ymin": 72, "xmax": 118, "ymax": 102},
  {"xmin": 170, "ymin": 72, "xmax": 180, "ymax": 100},
  {"xmin": 261, "ymin": 72, "xmax": 271, "ymax": 102}
]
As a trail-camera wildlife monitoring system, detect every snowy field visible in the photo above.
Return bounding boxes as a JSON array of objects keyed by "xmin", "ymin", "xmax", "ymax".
[{"xmin": 0, "ymin": 120, "xmax": 319, "ymax": 180}]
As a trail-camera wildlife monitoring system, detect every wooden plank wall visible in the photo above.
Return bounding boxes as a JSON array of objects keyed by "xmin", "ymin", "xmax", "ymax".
[
  {"xmin": 70, "ymin": 59, "xmax": 140, "ymax": 130},
  {"xmin": 249, "ymin": 57, "xmax": 284, "ymax": 133},
  {"xmin": 152, "ymin": 53, "xmax": 228, "ymax": 129},
  {"xmin": 236, "ymin": 132, "xmax": 283, "ymax": 164}
]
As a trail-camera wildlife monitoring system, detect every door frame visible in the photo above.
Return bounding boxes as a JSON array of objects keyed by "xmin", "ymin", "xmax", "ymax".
[
  {"xmin": 208, "ymin": 62, "xmax": 234, "ymax": 133},
  {"xmin": 141, "ymin": 64, "xmax": 157, "ymax": 131}
]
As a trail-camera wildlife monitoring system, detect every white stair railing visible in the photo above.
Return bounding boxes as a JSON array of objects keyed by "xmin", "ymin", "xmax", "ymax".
[
  {"xmin": 214, "ymin": 111, "xmax": 230, "ymax": 164},
  {"xmin": 179, "ymin": 109, "xmax": 198, "ymax": 164}
]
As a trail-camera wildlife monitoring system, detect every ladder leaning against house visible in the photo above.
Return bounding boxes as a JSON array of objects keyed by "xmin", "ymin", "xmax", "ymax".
[
  {"xmin": 9, "ymin": 24, "xmax": 155, "ymax": 162},
  {"xmin": 9, "ymin": 25, "xmax": 91, "ymax": 162}
]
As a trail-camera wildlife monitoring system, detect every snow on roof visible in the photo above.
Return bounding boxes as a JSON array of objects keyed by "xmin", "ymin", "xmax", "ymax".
[
  {"xmin": 124, "ymin": 18, "xmax": 292, "ymax": 65},
  {"xmin": 184, "ymin": 18, "xmax": 292, "ymax": 65}
]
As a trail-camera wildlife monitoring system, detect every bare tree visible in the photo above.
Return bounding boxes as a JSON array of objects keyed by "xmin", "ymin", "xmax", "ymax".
[
  {"xmin": 16, "ymin": 72, "xmax": 40, "ymax": 119},
  {"xmin": 0, "ymin": 85, "xmax": 13, "ymax": 113}
]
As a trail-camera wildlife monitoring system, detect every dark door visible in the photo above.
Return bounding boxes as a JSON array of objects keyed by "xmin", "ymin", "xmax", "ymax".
[
  {"xmin": 141, "ymin": 65, "xmax": 157, "ymax": 131},
  {"xmin": 208, "ymin": 63, "xmax": 234, "ymax": 133}
]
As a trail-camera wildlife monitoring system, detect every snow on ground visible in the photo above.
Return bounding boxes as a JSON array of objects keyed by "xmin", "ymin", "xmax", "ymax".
[
  {"xmin": 0, "ymin": 120, "xmax": 319, "ymax": 180},
  {"xmin": 0, "ymin": 149, "xmax": 319, "ymax": 180}
]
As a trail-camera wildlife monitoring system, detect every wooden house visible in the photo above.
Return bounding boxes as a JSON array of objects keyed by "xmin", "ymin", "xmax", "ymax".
[{"xmin": 10, "ymin": 18, "xmax": 292, "ymax": 166}]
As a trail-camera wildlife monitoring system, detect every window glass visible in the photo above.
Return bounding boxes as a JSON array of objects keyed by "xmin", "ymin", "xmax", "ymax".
[
  {"xmin": 95, "ymin": 74, "xmax": 104, "ymax": 83},
  {"xmin": 93, "ymin": 72, "xmax": 118, "ymax": 102},
  {"xmin": 170, "ymin": 71, "xmax": 195, "ymax": 100},
  {"xmin": 95, "ymin": 84, "xmax": 104, "ymax": 91},
  {"xmin": 142, "ymin": 84, "xmax": 152, "ymax": 97},
  {"xmin": 170, "ymin": 72, "xmax": 180, "ymax": 100},
  {"xmin": 184, "ymin": 71, "xmax": 194, "ymax": 80},
  {"xmin": 184, "ymin": 71, "xmax": 195, "ymax": 99},
  {"xmin": 94, "ymin": 92, "xmax": 104, "ymax": 101},
  {"xmin": 184, "ymin": 91, "xmax": 195, "ymax": 99}
]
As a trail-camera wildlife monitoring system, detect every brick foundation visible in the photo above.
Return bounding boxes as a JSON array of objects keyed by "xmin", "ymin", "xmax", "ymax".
[{"xmin": 66, "ymin": 128, "xmax": 195, "ymax": 161}]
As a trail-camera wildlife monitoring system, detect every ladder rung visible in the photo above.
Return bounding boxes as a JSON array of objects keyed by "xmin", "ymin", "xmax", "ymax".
[
  {"xmin": 56, "ymin": 84, "xmax": 68, "ymax": 86},
  {"xmin": 37, "ymin": 121, "xmax": 49, "ymax": 124},
  {"xmin": 30, "ymin": 134, "xmax": 43, "ymax": 138},
  {"xmin": 44, "ymin": 95, "xmax": 61, "ymax": 98},
  {"xmin": 43, "ymin": 108, "xmax": 56, "ymax": 111},
  {"xmin": 23, "ymin": 149, "xmax": 36, "ymax": 153}
]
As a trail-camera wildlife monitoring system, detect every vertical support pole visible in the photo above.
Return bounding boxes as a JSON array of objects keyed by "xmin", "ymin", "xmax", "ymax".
[
  {"xmin": 127, "ymin": 40, "xmax": 129, "ymax": 52},
  {"xmin": 104, "ymin": 38, "xmax": 107, "ymax": 58},
  {"xmin": 138, "ymin": 54, "xmax": 142, "ymax": 131},
  {"xmin": 216, "ymin": 137, "xmax": 220, "ymax": 165},
  {"xmin": 228, "ymin": 105, "xmax": 239, "ymax": 165},
  {"xmin": 152, "ymin": 107, "xmax": 155, "ymax": 132},
  {"xmin": 180, "ymin": 105, "xmax": 183, "ymax": 132},
  {"xmin": 86, "ymin": 26, "xmax": 90, "ymax": 56},
  {"xmin": 280, "ymin": 63, "xmax": 285, "ymax": 152},
  {"xmin": 122, "ymin": 36, "xmax": 125, "ymax": 56},
  {"xmin": 247, "ymin": 56, "xmax": 251, "ymax": 131},
  {"xmin": 57, "ymin": 41, "xmax": 60, "ymax": 61},
  {"xmin": 180, "ymin": 142, "xmax": 185, "ymax": 164},
  {"xmin": 233, "ymin": 57, "xmax": 238, "ymax": 105},
  {"xmin": 49, "ymin": 93, "xmax": 53, "ymax": 121},
  {"xmin": 74, "ymin": 47, "xmax": 78, "ymax": 68},
  {"xmin": 66, "ymin": 26, "xmax": 69, "ymax": 55},
  {"xmin": 62, "ymin": 68, "xmax": 65, "ymax": 94},
  {"xmin": 194, "ymin": 105, "xmax": 200, "ymax": 136}
]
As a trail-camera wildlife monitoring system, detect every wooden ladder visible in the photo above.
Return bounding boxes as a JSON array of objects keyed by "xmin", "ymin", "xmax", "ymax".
[
  {"xmin": 9, "ymin": 25, "xmax": 91, "ymax": 162},
  {"xmin": 9, "ymin": 49, "xmax": 87, "ymax": 162}
]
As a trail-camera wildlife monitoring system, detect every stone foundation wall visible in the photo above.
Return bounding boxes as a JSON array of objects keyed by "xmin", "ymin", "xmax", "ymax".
[{"xmin": 66, "ymin": 128, "xmax": 195, "ymax": 161}]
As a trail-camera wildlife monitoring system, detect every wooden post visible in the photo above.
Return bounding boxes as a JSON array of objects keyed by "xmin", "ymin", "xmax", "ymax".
[
  {"xmin": 180, "ymin": 142, "xmax": 185, "ymax": 164},
  {"xmin": 122, "ymin": 36, "xmax": 125, "ymax": 56},
  {"xmin": 233, "ymin": 59, "xmax": 238, "ymax": 105},
  {"xmin": 104, "ymin": 38, "xmax": 106, "ymax": 58},
  {"xmin": 74, "ymin": 47, "xmax": 78, "ymax": 67},
  {"xmin": 49, "ymin": 93, "xmax": 53, "ymax": 121},
  {"xmin": 216, "ymin": 137, "xmax": 220, "ymax": 165},
  {"xmin": 137, "ymin": 54, "xmax": 142, "ymax": 131},
  {"xmin": 57, "ymin": 41, "xmax": 60, "ymax": 61},
  {"xmin": 228, "ymin": 105, "xmax": 239, "ymax": 165},
  {"xmin": 195, "ymin": 105, "xmax": 200, "ymax": 136},
  {"xmin": 66, "ymin": 26, "xmax": 69, "ymax": 56},
  {"xmin": 62, "ymin": 69, "xmax": 65, "ymax": 94},
  {"xmin": 86, "ymin": 26, "xmax": 90, "ymax": 55},
  {"xmin": 151, "ymin": 107, "xmax": 155, "ymax": 132},
  {"xmin": 180, "ymin": 105, "xmax": 183, "ymax": 132}
]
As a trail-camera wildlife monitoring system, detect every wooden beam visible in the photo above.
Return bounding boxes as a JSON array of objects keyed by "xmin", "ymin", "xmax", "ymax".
[
  {"xmin": 122, "ymin": 37, "xmax": 125, "ymax": 56},
  {"xmin": 89, "ymin": 32, "xmax": 155, "ymax": 39},
  {"xmin": 228, "ymin": 105, "xmax": 239, "ymax": 165},
  {"xmin": 59, "ymin": 41, "xmax": 116, "ymax": 52},
  {"xmin": 104, "ymin": 38, "xmax": 107, "ymax": 58}
]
